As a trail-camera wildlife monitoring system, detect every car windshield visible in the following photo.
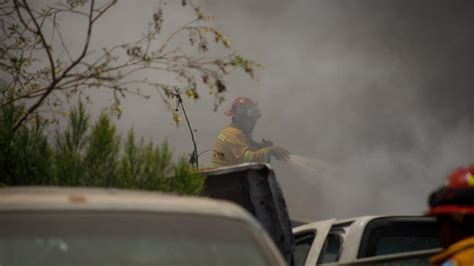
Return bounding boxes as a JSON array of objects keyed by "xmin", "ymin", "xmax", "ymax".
[{"xmin": 0, "ymin": 211, "xmax": 272, "ymax": 266}]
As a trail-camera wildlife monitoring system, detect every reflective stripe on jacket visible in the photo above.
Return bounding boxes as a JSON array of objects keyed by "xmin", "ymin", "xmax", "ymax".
[{"xmin": 210, "ymin": 124, "xmax": 270, "ymax": 168}]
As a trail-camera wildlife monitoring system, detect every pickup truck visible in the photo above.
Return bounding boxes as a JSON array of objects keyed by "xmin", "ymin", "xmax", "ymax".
[
  {"xmin": 293, "ymin": 215, "xmax": 442, "ymax": 265},
  {"xmin": 0, "ymin": 186, "xmax": 286, "ymax": 266}
]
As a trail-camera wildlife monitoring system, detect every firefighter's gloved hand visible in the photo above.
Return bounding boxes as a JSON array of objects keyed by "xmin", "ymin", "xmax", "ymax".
[{"xmin": 269, "ymin": 146, "xmax": 290, "ymax": 161}]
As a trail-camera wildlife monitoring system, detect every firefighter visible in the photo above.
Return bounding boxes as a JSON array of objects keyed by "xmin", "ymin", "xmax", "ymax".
[
  {"xmin": 428, "ymin": 165, "xmax": 474, "ymax": 266},
  {"xmin": 210, "ymin": 96, "xmax": 289, "ymax": 167}
]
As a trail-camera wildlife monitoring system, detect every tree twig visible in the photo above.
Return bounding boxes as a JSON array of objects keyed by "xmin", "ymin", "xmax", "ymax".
[
  {"xmin": 19, "ymin": 0, "xmax": 56, "ymax": 81},
  {"xmin": 173, "ymin": 86, "xmax": 199, "ymax": 169}
]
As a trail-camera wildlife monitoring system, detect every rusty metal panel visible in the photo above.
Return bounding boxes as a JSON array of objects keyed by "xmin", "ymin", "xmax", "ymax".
[{"xmin": 203, "ymin": 163, "xmax": 294, "ymax": 265}]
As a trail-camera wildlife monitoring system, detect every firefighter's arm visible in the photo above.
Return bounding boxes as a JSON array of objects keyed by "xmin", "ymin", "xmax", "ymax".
[
  {"xmin": 231, "ymin": 134, "xmax": 271, "ymax": 163},
  {"xmin": 258, "ymin": 138, "xmax": 289, "ymax": 161},
  {"xmin": 235, "ymin": 145, "xmax": 289, "ymax": 162},
  {"xmin": 232, "ymin": 133, "xmax": 289, "ymax": 162},
  {"xmin": 240, "ymin": 147, "xmax": 271, "ymax": 163}
]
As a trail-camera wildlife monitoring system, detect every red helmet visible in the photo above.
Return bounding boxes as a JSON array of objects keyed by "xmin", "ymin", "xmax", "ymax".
[
  {"xmin": 225, "ymin": 97, "xmax": 261, "ymax": 118},
  {"xmin": 428, "ymin": 166, "xmax": 474, "ymax": 216}
]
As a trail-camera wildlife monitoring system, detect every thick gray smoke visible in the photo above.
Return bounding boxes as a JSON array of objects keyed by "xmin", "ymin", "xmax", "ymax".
[
  {"xmin": 30, "ymin": 0, "xmax": 474, "ymax": 220},
  {"xmin": 201, "ymin": 0, "xmax": 474, "ymax": 220}
]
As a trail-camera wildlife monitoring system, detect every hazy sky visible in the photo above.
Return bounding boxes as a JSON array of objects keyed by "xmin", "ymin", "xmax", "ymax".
[{"xmin": 29, "ymin": 0, "xmax": 474, "ymax": 220}]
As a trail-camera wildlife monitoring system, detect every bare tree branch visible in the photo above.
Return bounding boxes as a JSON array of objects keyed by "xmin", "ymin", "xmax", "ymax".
[
  {"xmin": 92, "ymin": 0, "xmax": 116, "ymax": 23},
  {"xmin": 174, "ymin": 87, "xmax": 199, "ymax": 169},
  {"xmin": 2, "ymin": 0, "xmax": 260, "ymax": 134},
  {"xmin": 18, "ymin": 0, "xmax": 56, "ymax": 81},
  {"xmin": 52, "ymin": 17, "xmax": 73, "ymax": 63},
  {"xmin": 158, "ymin": 20, "xmax": 198, "ymax": 54},
  {"xmin": 13, "ymin": 0, "xmax": 96, "ymax": 131}
]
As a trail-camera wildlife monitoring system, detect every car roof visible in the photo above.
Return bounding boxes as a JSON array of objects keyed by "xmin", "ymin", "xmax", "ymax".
[
  {"xmin": 0, "ymin": 186, "xmax": 259, "ymax": 224},
  {"xmin": 332, "ymin": 215, "xmax": 436, "ymax": 227},
  {"xmin": 293, "ymin": 215, "xmax": 384, "ymax": 227},
  {"xmin": 332, "ymin": 215, "xmax": 383, "ymax": 226}
]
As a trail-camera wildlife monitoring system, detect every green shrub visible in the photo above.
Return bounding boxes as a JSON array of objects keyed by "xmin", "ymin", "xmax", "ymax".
[
  {"xmin": 83, "ymin": 112, "xmax": 120, "ymax": 187},
  {"xmin": 54, "ymin": 102, "xmax": 89, "ymax": 186},
  {"xmin": 0, "ymin": 103, "xmax": 205, "ymax": 195},
  {"xmin": 0, "ymin": 105, "xmax": 54, "ymax": 185}
]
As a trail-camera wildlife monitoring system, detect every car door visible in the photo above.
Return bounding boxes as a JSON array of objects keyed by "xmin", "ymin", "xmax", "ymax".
[{"xmin": 293, "ymin": 219, "xmax": 335, "ymax": 266}]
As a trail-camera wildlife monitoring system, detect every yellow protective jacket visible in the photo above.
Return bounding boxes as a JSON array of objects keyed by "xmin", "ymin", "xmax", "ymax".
[
  {"xmin": 210, "ymin": 124, "xmax": 270, "ymax": 168},
  {"xmin": 430, "ymin": 236, "xmax": 474, "ymax": 266}
]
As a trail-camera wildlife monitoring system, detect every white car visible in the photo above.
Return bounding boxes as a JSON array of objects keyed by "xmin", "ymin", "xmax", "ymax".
[
  {"xmin": 0, "ymin": 187, "xmax": 286, "ymax": 266},
  {"xmin": 293, "ymin": 215, "xmax": 441, "ymax": 265}
]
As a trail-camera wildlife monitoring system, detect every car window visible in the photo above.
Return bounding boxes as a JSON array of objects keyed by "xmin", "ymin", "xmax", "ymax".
[
  {"xmin": 294, "ymin": 232, "xmax": 315, "ymax": 266},
  {"xmin": 374, "ymin": 234, "xmax": 440, "ymax": 256},
  {"xmin": 0, "ymin": 211, "xmax": 275, "ymax": 266},
  {"xmin": 318, "ymin": 232, "xmax": 343, "ymax": 264},
  {"xmin": 358, "ymin": 217, "xmax": 441, "ymax": 258}
]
